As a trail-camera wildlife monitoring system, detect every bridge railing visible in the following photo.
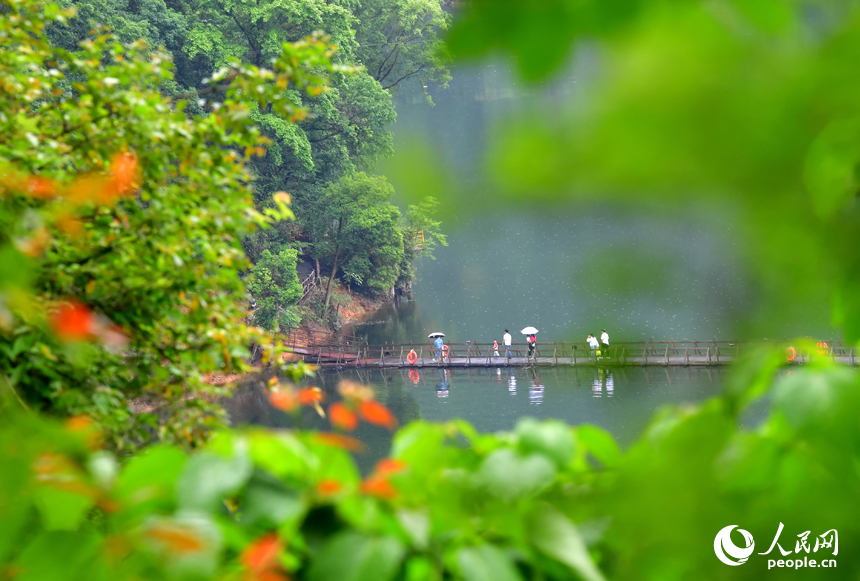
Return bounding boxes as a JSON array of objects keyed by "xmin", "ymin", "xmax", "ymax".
[{"xmin": 284, "ymin": 337, "xmax": 852, "ymax": 365}]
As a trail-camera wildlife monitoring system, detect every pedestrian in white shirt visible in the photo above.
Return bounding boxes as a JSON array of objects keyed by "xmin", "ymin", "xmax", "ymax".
[
  {"xmin": 503, "ymin": 329, "xmax": 512, "ymax": 359},
  {"xmin": 600, "ymin": 330, "xmax": 609, "ymax": 353},
  {"xmin": 587, "ymin": 334, "xmax": 600, "ymax": 358}
]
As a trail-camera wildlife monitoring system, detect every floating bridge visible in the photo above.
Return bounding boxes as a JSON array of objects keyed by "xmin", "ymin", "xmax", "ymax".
[{"xmin": 285, "ymin": 339, "xmax": 857, "ymax": 368}]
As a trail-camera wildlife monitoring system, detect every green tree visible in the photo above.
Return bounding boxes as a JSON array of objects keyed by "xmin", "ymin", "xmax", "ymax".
[
  {"xmin": 0, "ymin": 0, "xmax": 336, "ymax": 447},
  {"xmin": 398, "ymin": 196, "xmax": 447, "ymax": 289},
  {"xmin": 247, "ymin": 248, "xmax": 303, "ymax": 331},
  {"xmin": 354, "ymin": 0, "xmax": 451, "ymax": 92},
  {"xmin": 308, "ymin": 173, "xmax": 405, "ymax": 307}
]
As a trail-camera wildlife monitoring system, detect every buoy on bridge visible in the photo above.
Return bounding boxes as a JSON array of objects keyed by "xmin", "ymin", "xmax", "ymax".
[
  {"xmin": 786, "ymin": 346, "xmax": 796, "ymax": 362},
  {"xmin": 407, "ymin": 349, "xmax": 418, "ymax": 365}
]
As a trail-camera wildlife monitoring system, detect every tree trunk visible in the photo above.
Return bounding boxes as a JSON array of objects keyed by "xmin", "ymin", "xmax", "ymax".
[{"xmin": 324, "ymin": 244, "xmax": 340, "ymax": 310}]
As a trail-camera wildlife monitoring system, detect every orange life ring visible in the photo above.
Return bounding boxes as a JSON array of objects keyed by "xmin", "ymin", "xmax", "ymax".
[
  {"xmin": 407, "ymin": 349, "xmax": 418, "ymax": 365},
  {"xmin": 441, "ymin": 345, "xmax": 449, "ymax": 359},
  {"xmin": 816, "ymin": 341, "xmax": 828, "ymax": 355},
  {"xmin": 786, "ymin": 346, "xmax": 796, "ymax": 362},
  {"xmin": 408, "ymin": 369, "xmax": 420, "ymax": 383}
]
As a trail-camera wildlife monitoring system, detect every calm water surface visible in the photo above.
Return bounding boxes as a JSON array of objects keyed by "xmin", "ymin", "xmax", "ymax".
[{"xmin": 225, "ymin": 366, "xmax": 730, "ymax": 472}]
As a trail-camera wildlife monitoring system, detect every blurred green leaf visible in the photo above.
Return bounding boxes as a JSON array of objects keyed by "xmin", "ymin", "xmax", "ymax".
[
  {"xmin": 14, "ymin": 531, "xmax": 104, "ymax": 581},
  {"xmin": 576, "ymin": 424, "xmax": 621, "ymax": 468},
  {"xmin": 527, "ymin": 504, "xmax": 605, "ymax": 581},
  {"xmin": 115, "ymin": 445, "xmax": 186, "ymax": 514},
  {"xmin": 803, "ymin": 118, "xmax": 860, "ymax": 218},
  {"xmin": 475, "ymin": 448, "xmax": 556, "ymax": 501},
  {"xmin": 240, "ymin": 474, "xmax": 304, "ymax": 528},
  {"xmin": 177, "ymin": 452, "xmax": 252, "ymax": 512},
  {"xmin": 33, "ymin": 486, "xmax": 94, "ymax": 532},
  {"xmin": 308, "ymin": 531, "xmax": 406, "ymax": 581},
  {"xmin": 454, "ymin": 545, "xmax": 522, "ymax": 581},
  {"xmin": 515, "ymin": 417, "xmax": 575, "ymax": 468}
]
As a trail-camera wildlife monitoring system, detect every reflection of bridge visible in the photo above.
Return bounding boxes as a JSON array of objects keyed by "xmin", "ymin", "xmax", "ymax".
[{"xmin": 284, "ymin": 339, "xmax": 858, "ymax": 368}]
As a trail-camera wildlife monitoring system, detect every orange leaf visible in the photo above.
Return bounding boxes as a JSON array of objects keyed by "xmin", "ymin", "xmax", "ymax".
[
  {"xmin": 315, "ymin": 432, "xmax": 363, "ymax": 452},
  {"xmin": 329, "ymin": 402, "xmax": 358, "ymax": 431},
  {"xmin": 67, "ymin": 174, "xmax": 111, "ymax": 204},
  {"xmin": 109, "ymin": 151, "xmax": 140, "ymax": 198},
  {"xmin": 144, "ymin": 524, "xmax": 205, "ymax": 554},
  {"xmin": 63, "ymin": 414, "xmax": 102, "ymax": 449},
  {"xmin": 297, "ymin": 387, "xmax": 323, "ymax": 405},
  {"xmin": 338, "ymin": 380, "xmax": 374, "ymax": 403},
  {"xmin": 50, "ymin": 301, "xmax": 95, "ymax": 342},
  {"xmin": 360, "ymin": 477, "xmax": 397, "ymax": 500},
  {"xmin": 360, "ymin": 400, "xmax": 397, "ymax": 430},
  {"xmin": 375, "ymin": 458, "xmax": 406, "ymax": 477},
  {"xmin": 269, "ymin": 391, "xmax": 298, "ymax": 412},
  {"xmin": 316, "ymin": 479, "xmax": 343, "ymax": 496},
  {"xmin": 55, "ymin": 214, "xmax": 83, "ymax": 236},
  {"xmin": 241, "ymin": 533, "xmax": 283, "ymax": 571},
  {"xmin": 25, "ymin": 176, "xmax": 57, "ymax": 199},
  {"xmin": 65, "ymin": 415, "xmax": 94, "ymax": 432}
]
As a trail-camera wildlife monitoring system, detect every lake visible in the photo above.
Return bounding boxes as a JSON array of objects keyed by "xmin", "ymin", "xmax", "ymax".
[{"xmin": 224, "ymin": 365, "xmax": 738, "ymax": 473}]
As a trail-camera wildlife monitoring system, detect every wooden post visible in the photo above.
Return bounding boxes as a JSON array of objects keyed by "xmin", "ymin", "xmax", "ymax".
[
  {"xmin": 665, "ymin": 345, "xmax": 669, "ymax": 365},
  {"xmin": 467, "ymin": 343, "xmax": 471, "ymax": 366},
  {"xmin": 553, "ymin": 342, "xmax": 558, "ymax": 365},
  {"xmin": 622, "ymin": 346, "xmax": 627, "ymax": 365},
  {"xmin": 706, "ymin": 347, "xmax": 711, "ymax": 364},
  {"xmin": 716, "ymin": 346, "xmax": 720, "ymax": 364},
  {"xmin": 644, "ymin": 345, "xmax": 648, "ymax": 365},
  {"xmin": 419, "ymin": 347, "xmax": 424, "ymax": 367},
  {"xmin": 685, "ymin": 346, "xmax": 689, "ymax": 366},
  {"xmin": 399, "ymin": 346, "xmax": 403, "ymax": 366},
  {"xmin": 380, "ymin": 347, "xmax": 384, "ymax": 368},
  {"xmin": 573, "ymin": 345, "xmax": 577, "ymax": 366}
]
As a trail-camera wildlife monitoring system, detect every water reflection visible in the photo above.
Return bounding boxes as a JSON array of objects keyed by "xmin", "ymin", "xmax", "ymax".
[
  {"xmin": 528, "ymin": 371, "xmax": 545, "ymax": 405},
  {"xmin": 592, "ymin": 368, "xmax": 615, "ymax": 398},
  {"xmin": 436, "ymin": 369, "xmax": 450, "ymax": 399},
  {"xmin": 224, "ymin": 366, "xmax": 753, "ymax": 474}
]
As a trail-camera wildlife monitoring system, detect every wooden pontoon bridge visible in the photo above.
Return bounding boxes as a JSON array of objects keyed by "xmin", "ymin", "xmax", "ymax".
[{"xmin": 286, "ymin": 339, "xmax": 858, "ymax": 368}]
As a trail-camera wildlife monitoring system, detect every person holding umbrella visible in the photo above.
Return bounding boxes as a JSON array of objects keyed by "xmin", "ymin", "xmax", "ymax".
[
  {"xmin": 429, "ymin": 332, "xmax": 445, "ymax": 362},
  {"xmin": 521, "ymin": 327, "xmax": 538, "ymax": 360}
]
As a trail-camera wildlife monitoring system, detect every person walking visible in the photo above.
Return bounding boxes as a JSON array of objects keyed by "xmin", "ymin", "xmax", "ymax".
[
  {"xmin": 503, "ymin": 329, "xmax": 512, "ymax": 359},
  {"xmin": 493, "ymin": 339, "xmax": 500, "ymax": 357},
  {"xmin": 433, "ymin": 335, "xmax": 443, "ymax": 362},
  {"xmin": 587, "ymin": 333, "xmax": 600, "ymax": 359},
  {"xmin": 527, "ymin": 334, "xmax": 536, "ymax": 359},
  {"xmin": 600, "ymin": 329, "xmax": 610, "ymax": 357}
]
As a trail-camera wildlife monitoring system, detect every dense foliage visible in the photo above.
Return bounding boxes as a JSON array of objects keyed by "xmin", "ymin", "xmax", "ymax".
[
  {"xmin": 47, "ymin": 0, "xmax": 451, "ymax": 316},
  {"xmin": 3, "ymin": 0, "xmax": 860, "ymax": 580},
  {"xmin": 3, "ymin": 354, "xmax": 859, "ymax": 580},
  {"xmin": 247, "ymin": 248, "xmax": 303, "ymax": 331},
  {"xmin": 0, "ymin": 0, "xmax": 333, "ymax": 447}
]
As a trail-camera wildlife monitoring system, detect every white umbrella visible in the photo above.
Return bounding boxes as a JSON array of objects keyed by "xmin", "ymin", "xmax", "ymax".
[
  {"xmin": 428, "ymin": 332, "xmax": 445, "ymax": 338},
  {"xmin": 521, "ymin": 327, "xmax": 538, "ymax": 335}
]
